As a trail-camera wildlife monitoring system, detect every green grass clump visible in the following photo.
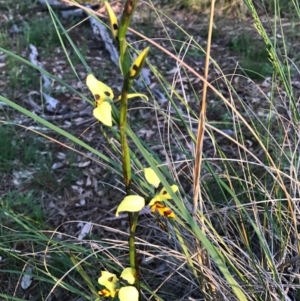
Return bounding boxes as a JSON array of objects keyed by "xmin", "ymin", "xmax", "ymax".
[
  {"xmin": 0, "ymin": 126, "xmax": 82, "ymax": 195},
  {"xmin": 24, "ymin": 16, "xmax": 68, "ymax": 50},
  {"xmin": 228, "ymin": 32, "xmax": 273, "ymax": 78},
  {"xmin": 0, "ymin": 126, "xmax": 51, "ymax": 173},
  {"xmin": 0, "ymin": 191, "xmax": 45, "ymax": 224}
]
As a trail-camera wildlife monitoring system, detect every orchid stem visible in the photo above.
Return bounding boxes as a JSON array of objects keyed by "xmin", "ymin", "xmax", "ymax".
[
  {"xmin": 120, "ymin": 78, "xmax": 131, "ymax": 191},
  {"xmin": 117, "ymin": 0, "xmax": 140, "ymax": 296},
  {"xmin": 119, "ymin": 76, "xmax": 140, "ymax": 294}
]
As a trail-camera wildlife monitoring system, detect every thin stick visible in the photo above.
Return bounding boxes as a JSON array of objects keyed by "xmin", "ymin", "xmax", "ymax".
[{"xmin": 192, "ymin": 1, "xmax": 218, "ymax": 299}]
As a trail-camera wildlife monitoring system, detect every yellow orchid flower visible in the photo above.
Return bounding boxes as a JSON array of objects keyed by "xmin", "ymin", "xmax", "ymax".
[
  {"xmin": 116, "ymin": 195, "xmax": 145, "ymax": 216},
  {"xmin": 118, "ymin": 286, "xmax": 139, "ymax": 301},
  {"xmin": 128, "ymin": 47, "xmax": 150, "ymax": 79},
  {"xmin": 98, "ymin": 271, "xmax": 119, "ymax": 297},
  {"xmin": 86, "ymin": 74, "xmax": 114, "ymax": 127},
  {"xmin": 98, "ymin": 268, "xmax": 138, "ymax": 301},
  {"xmin": 115, "ymin": 169, "xmax": 177, "ymax": 217},
  {"xmin": 86, "ymin": 74, "xmax": 148, "ymax": 126},
  {"xmin": 144, "ymin": 168, "xmax": 178, "ymax": 218},
  {"xmin": 104, "ymin": 1, "xmax": 119, "ymax": 39}
]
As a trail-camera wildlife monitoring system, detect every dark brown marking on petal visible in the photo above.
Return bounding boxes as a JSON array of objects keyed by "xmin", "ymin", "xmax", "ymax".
[
  {"xmin": 133, "ymin": 65, "xmax": 138, "ymax": 71},
  {"xmin": 95, "ymin": 94, "xmax": 100, "ymax": 100},
  {"xmin": 164, "ymin": 209, "xmax": 172, "ymax": 217},
  {"xmin": 162, "ymin": 190, "xmax": 168, "ymax": 195},
  {"xmin": 108, "ymin": 276, "xmax": 114, "ymax": 282},
  {"xmin": 104, "ymin": 91, "xmax": 111, "ymax": 97},
  {"xmin": 99, "ymin": 289, "xmax": 110, "ymax": 296},
  {"xmin": 113, "ymin": 23, "xmax": 118, "ymax": 30}
]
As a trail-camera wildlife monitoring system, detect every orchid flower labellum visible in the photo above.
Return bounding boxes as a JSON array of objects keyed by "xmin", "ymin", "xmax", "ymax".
[
  {"xmin": 148, "ymin": 185, "xmax": 177, "ymax": 218},
  {"xmin": 118, "ymin": 286, "xmax": 139, "ymax": 301}
]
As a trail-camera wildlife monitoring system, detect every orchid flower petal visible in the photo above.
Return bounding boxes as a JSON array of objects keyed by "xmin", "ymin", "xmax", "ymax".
[
  {"xmin": 116, "ymin": 195, "xmax": 145, "ymax": 216},
  {"xmin": 116, "ymin": 93, "xmax": 148, "ymax": 102},
  {"xmin": 93, "ymin": 101, "xmax": 112, "ymax": 127},
  {"xmin": 86, "ymin": 74, "xmax": 114, "ymax": 104},
  {"xmin": 148, "ymin": 185, "xmax": 178, "ymax": 206},
  {"xmin": 118, "ymin": 286, "xmax": 139, "ymax": 301},
  {"xmin": 104, "ymin": 1, "xmax": 119, "ymax": 38},
  {"xmin": 128, "ymin": 47, "xmax": 150, "ymax": 79},
  {"xmin": 149, "ymin": 196, "xmax": 159, "ymax": 207},
  {"xmin": 156, "ymin": 185, "xmax": 179, "ymax": 201},
  {"xmin": 144, "ymin": 168, "xmax": 160, "ymax": 188},
  {"xmin": 127, "ymin": 93, "xmax": 148, "ymax": 101},
  {"xmin": 120, "ymin": 267, "xmax": 135, "ymax": 285}
]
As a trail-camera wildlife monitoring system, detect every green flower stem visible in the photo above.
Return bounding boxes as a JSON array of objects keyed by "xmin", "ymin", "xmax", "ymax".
[
  {"xmin": 118, "ymin": 0, "xmax": 138, "ymax": 75},
  {"xmin": 119, "ymin": 78, "xmax": 132, "ymax": 192},
  {"xmin": 118, "ymin": 0, "xmax": 140, "ymax": 295},
  {"xmin": 129, "ymin": 212, "xmax": 140, "ymax": 290},
  {"xmin": 118, "ymin": 0, "xmax": 137, "ymax": 40},
  {"xmin": 118, "ymin": 0, "xmax": 138, "ymax": 74},
  {"xmin": 119, "ymin": 77, "xmax": 140, "ymax": 294}
]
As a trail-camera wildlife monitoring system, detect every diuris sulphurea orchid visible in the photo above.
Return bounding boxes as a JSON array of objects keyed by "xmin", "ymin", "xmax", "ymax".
[
  {"xmin": 116, "ymin": 167, "xmax": 178, "ymax": 218},
  {"xmin": 98, "ymin": 271, "xmax": 118, "ymax": 297},
  {"xmin": 98, "ymin": 268, "xmax": 138, "ymax": 301},
  {"xmin": 144, "ymin": 167, "xmax": 178, "ymax": 218},
  {"xmin": 86, "ymin": 74, "xmax": 148, "ymax": 127},
  {"xmin": 86, "ymin": 74, "xmax": 114, "ymax": 127}
]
